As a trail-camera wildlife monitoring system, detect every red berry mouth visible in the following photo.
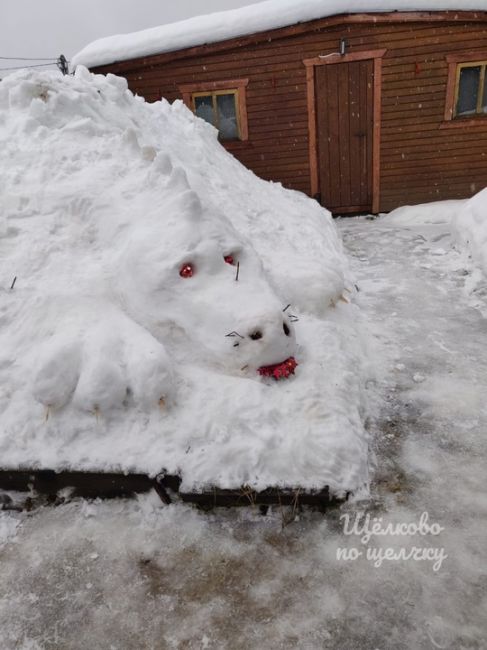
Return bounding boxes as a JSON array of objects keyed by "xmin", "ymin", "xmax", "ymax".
[{"xmin": 258, "ymin": 357, "xmax": 298, "ymax": 380}]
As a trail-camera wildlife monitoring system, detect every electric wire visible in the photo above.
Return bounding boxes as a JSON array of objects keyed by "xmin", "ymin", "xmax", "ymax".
[
  {"xmin": 0, "ymin": 56, "xmax": 58, "ymax": 61},
  {"xmin": 0, "ymin": 62, "xmax": 63, "ymax": 72}
]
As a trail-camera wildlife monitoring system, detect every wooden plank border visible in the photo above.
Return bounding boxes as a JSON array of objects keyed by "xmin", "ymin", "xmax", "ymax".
[
  {"xmin": 0, "ymin": 469, "xmax": 346, "ymax": 511},
  {"xmin": 304, "ymin": 49, "xmax": 386, "ymax": 214}
]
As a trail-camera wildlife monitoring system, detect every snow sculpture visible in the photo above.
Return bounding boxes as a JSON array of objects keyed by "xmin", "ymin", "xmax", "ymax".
[
  {"xmin": 119, "ymin": 184, "xmax": 297, "ymax": 376},
  {"xmin": 0, "ymin": 67, "xmax": 348, "ymax": 422},
  {"xmin": 32, "ymin": 173, "xmax": 298, "ymax": 414},
  {"xmin": 0, "ymin": 69, "xmax": 303, "ymax": 417},
  {"xmin": 0, "ymin": 69, "xmax": 370, "ymax": 494}
]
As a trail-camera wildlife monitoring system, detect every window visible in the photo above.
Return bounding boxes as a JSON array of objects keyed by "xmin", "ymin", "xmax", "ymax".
[
  {"xmin": 193, "ymin": 91, "xmax": 239, "ymax": 139},
  {"xmin": 444, "ymin": 52, "xmax": 487, "ymax": 126},
  {"xmin": 179, "ymin": 79, "xmax": 249, "ymax": 141},
  {"xmin": 455, "ymin": 62, "xmax": 487, "ymax": 117}
]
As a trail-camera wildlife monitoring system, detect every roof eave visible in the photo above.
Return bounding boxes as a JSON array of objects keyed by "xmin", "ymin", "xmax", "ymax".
[{"xmin": 89, "ymin": 10, "xmax": 487, "ymax": 74}]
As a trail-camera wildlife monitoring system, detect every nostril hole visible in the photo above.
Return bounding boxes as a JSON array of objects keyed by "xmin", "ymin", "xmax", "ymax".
[
  {"xmin": 250, "ymin": 330, "xmax": 263, "ymax": 341},
  {"xmin": 283, "ymin": 322, "xmax": 290, "ymax": 337}
]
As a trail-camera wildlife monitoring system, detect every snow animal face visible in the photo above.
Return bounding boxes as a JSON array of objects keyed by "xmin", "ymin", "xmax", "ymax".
[
  {"xmin": 31, "ymin": 188, "xmax": 297, "ymax": 417},
  {"xmin": 119, "ymin": 189, "xmax": 297, "ymax": 374}
]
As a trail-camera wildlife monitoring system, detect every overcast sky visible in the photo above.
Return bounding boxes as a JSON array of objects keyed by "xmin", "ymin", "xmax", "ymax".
[{"xmin": 0, "ymin": 0, "xmax": 265, "ymax": 74}]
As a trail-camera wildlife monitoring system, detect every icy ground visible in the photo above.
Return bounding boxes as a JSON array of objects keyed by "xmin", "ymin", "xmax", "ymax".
[{"xmin": 1, "ymin": 215, "xmax": 486, "ymax": 649}]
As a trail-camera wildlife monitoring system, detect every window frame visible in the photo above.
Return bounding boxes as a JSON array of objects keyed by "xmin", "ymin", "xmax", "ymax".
[
  {"xmin": 443, "ymin": 51, "xmax": 487, "ymax": 128},
  {"xmin": 179, "ymin": 79, "xmax": 249, "ymax": 141},
  {"xmin": 192, "ymin": 88, "xmax": 241, "ymax": 140},
  {"xmin": 454, "ymin": 60, "xmax": 487, "ymax": 117}
]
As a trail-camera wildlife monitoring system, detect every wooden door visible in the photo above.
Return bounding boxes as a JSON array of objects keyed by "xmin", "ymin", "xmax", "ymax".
[{"xmin": 315, "ymin": 60, "xmax": 374, "ymax": 213}]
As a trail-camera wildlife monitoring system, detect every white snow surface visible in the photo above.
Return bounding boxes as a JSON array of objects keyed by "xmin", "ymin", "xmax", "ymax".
[
  {"xmin": 0, "ymin": 512, "xmax": 20, "ymax": 550},
  {"xmin": 452, "ymin": 188, "xmax": 487, "ymax": 278},
  {"xmin": 385, "ymin": 199, "xmax": 466, "ymax": 227},
  {"xmin": 0, "ymin": 68, "xmax": 372, "ymax": 493},
  {"xmin": 387, "ymin": 194, "xmax": 487, "ymax": 295},
  {"xmin": 71, "ymin": 0, "xmax": 487, "ymax": 69}
]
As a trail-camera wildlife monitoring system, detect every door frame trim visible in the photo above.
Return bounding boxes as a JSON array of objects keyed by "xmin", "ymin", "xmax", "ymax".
[{"xmin": 303, "ymin": 49, "xmax": 386, "ymax": 214}]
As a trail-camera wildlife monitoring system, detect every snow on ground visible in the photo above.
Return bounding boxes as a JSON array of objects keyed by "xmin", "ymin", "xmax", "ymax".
[
  {"xmin": 451, "ymin": 188, "xmax": 487, "ymax": 294},
  {"xmin": 0, "ymin": 512, "xmax": 20, "ymax": 550},
  {"xmin": 0, "ymin": 68, "xmax": 372, "ymax": 494},
  {"xmin": 72, "ymin": 0, "xmax": 487, "ymax": 69},
  {"xmin": 1, "ymin": 211, "xmax": 486, "ymax": 649},
  {"xmin": 388, "ymin": 194, "xmax": 487, "ymax": 315},
  {"xmin": 385, "ymin": 199, "xmax": 465, "ymax": 227}
]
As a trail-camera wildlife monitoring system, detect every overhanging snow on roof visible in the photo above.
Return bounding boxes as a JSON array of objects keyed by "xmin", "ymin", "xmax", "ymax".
[{"xmin": 72, "ymin": 0, "xmax": 487, "ymax": 69}]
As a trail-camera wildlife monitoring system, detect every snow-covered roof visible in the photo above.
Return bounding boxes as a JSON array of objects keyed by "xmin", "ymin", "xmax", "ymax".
[{"xmin": 72, "ymin": 0, "xmax": 487, "ymax": 69}]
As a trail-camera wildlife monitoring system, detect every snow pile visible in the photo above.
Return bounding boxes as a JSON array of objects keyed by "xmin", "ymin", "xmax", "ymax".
[
  {"xmin": 72, "ymin": 0, "xmax": 487, "ymax": 69},
  {"xmin": 451, "ymin": 188, "xmax": 487, "ymax": 277},
  {"xmin": 385, "ymin": 200, "xmax": 465, "ymax": 227},
  {"xmin": 0, "ymin": 68, "xmax": 372, "ymax": 493},
  {"xmin": 386, "ymin": 193, "xmax": 487, "ymax": 286}
]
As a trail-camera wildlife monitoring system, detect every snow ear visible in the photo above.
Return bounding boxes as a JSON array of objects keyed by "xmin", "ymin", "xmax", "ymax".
[
  {"xmin": 147, "ymin": 152, "xmax": 173, "ymax": 184},
  {"xmin": 159, "ymin": 188, "xmax": 202, "ymax": 225},
  {"xmin": 122, "ymin": 128, "xmax": 141, "ymax": 152},
  {"xmin": 166, "ymin": 166, "xmax": 190, "ymax": 192},
  {"xmin": 178, "ymin": 189, "xmax": 202, "ymax": 221},
  {"xmin": 152, "ymin": 152, "xmax": 173, "ymax": 175}
]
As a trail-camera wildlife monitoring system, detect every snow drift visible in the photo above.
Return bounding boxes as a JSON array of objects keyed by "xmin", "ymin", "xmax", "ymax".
[
  {"xmin": 385, "ymin": 192, "xmax": 487, "ymax": 287},
  {"xmin": 0, "ymin": 68, "xmax": 372, "ymax": 493},
  {"xmin": 452, "ymin": 188, "xmax": 487, "ymax": 277},
  {"xmin": 385, "ymin": 200, "xmax": 466, "ymax": 227}
]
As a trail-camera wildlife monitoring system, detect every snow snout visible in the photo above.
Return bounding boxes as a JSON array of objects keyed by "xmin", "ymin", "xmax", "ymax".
[{"xmin": 229, "ymin": 308, "xmax": 297, "ymax": 376}]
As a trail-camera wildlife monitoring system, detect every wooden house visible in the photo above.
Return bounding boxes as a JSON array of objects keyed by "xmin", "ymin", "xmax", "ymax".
[{"xmin": 74, "ymin": 4, "xmax": 487, "ymax": 214}]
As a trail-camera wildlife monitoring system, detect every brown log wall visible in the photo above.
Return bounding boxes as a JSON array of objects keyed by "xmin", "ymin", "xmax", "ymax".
[{"xmin": 93, "ymin": 16, "xmax": 487, "ymax": 212}]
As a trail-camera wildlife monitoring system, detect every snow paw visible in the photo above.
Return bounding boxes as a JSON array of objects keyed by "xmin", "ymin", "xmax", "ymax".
[{"xmin": 32, "ymin": 312, "xmax": 174, "ymax": 414}]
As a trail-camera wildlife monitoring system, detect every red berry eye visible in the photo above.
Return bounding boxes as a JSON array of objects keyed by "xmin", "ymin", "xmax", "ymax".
[
  {"xmin": 179, "ymin": 263, "xmax": 194, "ymax": 278},
  {"xmin": 224, "ymin": 255, "xmax": 235, "ymax": 265}
]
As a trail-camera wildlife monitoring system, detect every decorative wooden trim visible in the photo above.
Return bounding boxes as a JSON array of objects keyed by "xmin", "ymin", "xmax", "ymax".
[
  {"xmin": 303, "ymin": 49, "xmax": 387, "ymax": 68},
  {"xmin": 237, "ymin": 83, "xmax": 249, "ymax": 141},
  {"xmin": 440, "ymin": 117, "xmax": 487, "ymax": 129},
  {"xmin": 225, "ymin": 139, "xmax": 253, "ymax": 151},
  {"xmin": 306, "ymin": 64, "xmax": 319, "ymax": 198},
  {"xmin": 179, "ymin": 78, "xmax": 248, "ymax": 98},
  {"xmin": 92, "ymin": 12, "xmax": 487, "ymax": 75},
  {"xmin": 304, "ymin": 49, "xmax": 386, "ymax": 213},
  {"xmin": 444, "ymin": 60, "xmax": 458, "ymax": 121},
  {"xmin": 446, "ymin": 50, "xmax": 487, "ymax": 120},
  {"xmin": 446, "ymin": 50, "xmax": 487, "ymax": 64},
  {"xmin": 178, "ymin": 78, "xmax": 249, "ymax": 141},
  {"xmin": 372, "ymin": 56, "xmax": 383, "ymax": 215}
]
